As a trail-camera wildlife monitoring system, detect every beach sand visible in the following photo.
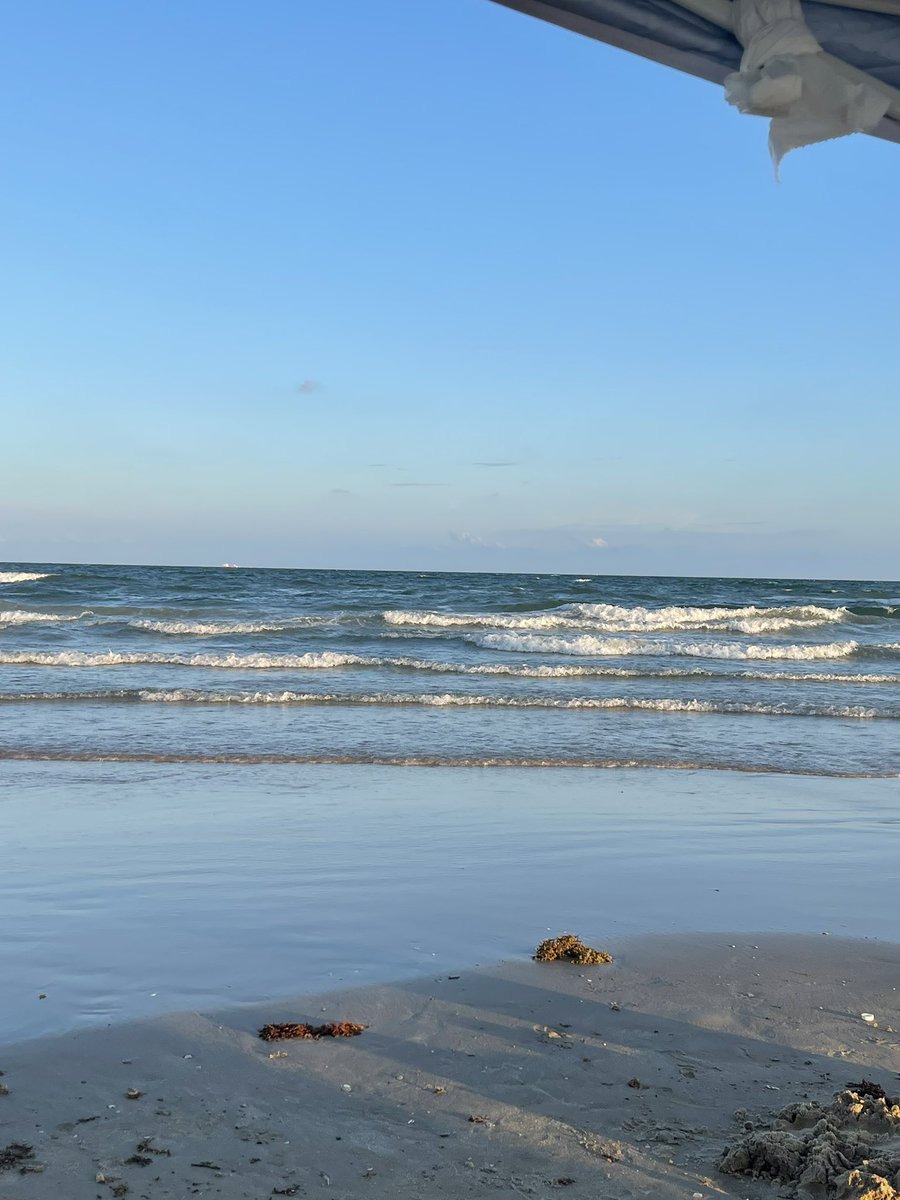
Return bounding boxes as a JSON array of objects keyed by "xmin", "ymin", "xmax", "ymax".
[{"xmin": 2, "ymin": 933, "xmax": 899, "ymax": 1200}]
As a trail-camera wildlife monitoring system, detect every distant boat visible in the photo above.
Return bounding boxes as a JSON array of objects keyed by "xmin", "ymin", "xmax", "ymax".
[{"xmin": 222, "ymin": 563, "xmax": 240, "ymax": 568}]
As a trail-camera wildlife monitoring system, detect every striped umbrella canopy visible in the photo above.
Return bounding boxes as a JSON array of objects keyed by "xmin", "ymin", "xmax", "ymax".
[{"xmin": 490, "ymin": 0, "xmax": 900, "ymax": 170}]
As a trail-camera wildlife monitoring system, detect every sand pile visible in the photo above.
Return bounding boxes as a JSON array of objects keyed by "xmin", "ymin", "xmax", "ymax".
[{"xmin": 722, "ymin": 1083, "xmax": 900, "ymax": 1199}]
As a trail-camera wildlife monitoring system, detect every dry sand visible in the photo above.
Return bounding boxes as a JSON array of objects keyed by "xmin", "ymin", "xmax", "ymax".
[{"xmin": 1, "ymin": 933, "xmax": 899, "ymax": 1200}]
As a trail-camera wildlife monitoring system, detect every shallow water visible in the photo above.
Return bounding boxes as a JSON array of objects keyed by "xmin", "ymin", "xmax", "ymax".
[{"xmin": 1, "ymin": 762, "xmax": 897, "ymax": 1044}]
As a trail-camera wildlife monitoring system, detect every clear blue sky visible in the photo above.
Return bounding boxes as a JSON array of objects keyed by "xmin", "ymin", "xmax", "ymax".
[{"xmin": 2, "ymin": 0, "xmax": 897, "ymax": 578}]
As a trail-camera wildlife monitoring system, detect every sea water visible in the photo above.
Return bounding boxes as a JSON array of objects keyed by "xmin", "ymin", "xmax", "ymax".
[
  {"xmin": 1, "ymin": 563, "xmax": 898, "ymax": 774},
  {"xmin": 2, "ymin": 563, "xmax": 899, "ymax": 1040}
]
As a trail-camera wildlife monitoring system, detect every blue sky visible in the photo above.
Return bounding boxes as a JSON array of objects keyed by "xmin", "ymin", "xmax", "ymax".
[{"xmin": 1, "ymin": 0, "xmax": 897, "ymax": 578}]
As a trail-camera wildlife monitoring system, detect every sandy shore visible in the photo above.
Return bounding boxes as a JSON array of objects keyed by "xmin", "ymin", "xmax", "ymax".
[{"xmin": 2, "ymin": 933, "xmax": 899, "ymax": 1199}]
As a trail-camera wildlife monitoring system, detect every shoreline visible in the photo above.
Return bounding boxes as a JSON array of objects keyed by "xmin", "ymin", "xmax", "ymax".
[
  {"xmin": 1, "ymin": 750, "xmax": 897, "ymax": 777},
  {"xmin": 2, "ymin": 932, "xmax": 899, "ymax": 1199}
]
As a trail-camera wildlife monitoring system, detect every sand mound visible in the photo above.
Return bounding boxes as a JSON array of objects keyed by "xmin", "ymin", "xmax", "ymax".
[{"xmin": 722, "ymin": 1087, "xmax": 900, "ymax": 1199}]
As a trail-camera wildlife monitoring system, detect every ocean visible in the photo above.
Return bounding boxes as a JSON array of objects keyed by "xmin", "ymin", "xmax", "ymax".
[
  {"xmin": 1, "ymin": 562, "xmax": 898, "ymax": 776},
  {"xmin": 3, "ymin": 561, "xmax": 900, "ymax": 1040}
]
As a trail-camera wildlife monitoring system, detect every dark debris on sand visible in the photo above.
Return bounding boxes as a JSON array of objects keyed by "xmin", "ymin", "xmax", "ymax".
[
  {"xmin": 533, "ymin": 933, "xmax": 613, "ymax": 966},
  {"xmin": 258, "ymin": 1021, "xmax": 367, "ymax": 1042},
  {"xmin": 135, "ymin": 1137, "xmax": 171, "ymax": 1157},
  {"xmin": 0, "ymin": 1143, "xmax": 36, "ymax": 1173},
  {"xmin": 848, "ymin": 1080, "xmax": 890, "ymax": 1102}
]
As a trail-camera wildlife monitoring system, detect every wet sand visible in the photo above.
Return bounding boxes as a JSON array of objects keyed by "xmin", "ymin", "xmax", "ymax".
[
  {"xmin": 2, "ymin": 933, "xmax": 899, "ymax": 1200},
  {"xmin": 3, "ymin": 763, "xmax": 900, "ymax": 1044}
]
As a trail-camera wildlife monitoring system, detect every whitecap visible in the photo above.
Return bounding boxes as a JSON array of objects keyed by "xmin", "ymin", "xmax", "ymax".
[
  {"xmin": 382, "ymin": 603, "xmax": 848, "ymax": 635},
  {"xmin": 0, "ymin": 609, "xmax": 85, "ymax": 627},
  {"xmin": 0, "ymin": 687, "xmax": 884, "ymax": 719},
  {"xmin": 470, "ymin": 632, "xmax": 861, "ymax": 661}
]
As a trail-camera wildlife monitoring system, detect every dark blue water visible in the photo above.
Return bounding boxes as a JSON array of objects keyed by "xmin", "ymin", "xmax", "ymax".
[{"xmin": 1, "ymin": 563, "xmax": 899, "ymax": 775}]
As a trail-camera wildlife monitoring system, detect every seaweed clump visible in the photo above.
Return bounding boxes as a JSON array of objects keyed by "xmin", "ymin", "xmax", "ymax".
[
  {"xmin": 258, "ymin": 1021, "xmax": 367, "ymax": 1042},
  {"xmin": 533, "ymin": 933, "xmax": 612, "ymax": 966},
  {"xmin": 721, "ymin": 1086, "xmax": 900, "ymax": 1199}
]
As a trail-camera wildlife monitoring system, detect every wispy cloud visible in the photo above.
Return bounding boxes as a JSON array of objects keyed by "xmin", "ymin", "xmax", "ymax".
[
  {"xmin": 588, "ymin": 536, "xmax": 608, "ymax": 548},
  {"xmin": 295, "ymin": 379, "xmax": 320, "ymax": 395},
  {"xmin": 330, "ymin": 488, "xmax": 352, "ymax": 495},
  {"xmin": 472, "ymin": 461, "xmax": 517, "ymax": 468},
  {"xmin": 450, "ymin": 531, "xmax": 506, "ymax": 549},
  {"xmin": 391, "ymin": 481, "xmax": 447, "ymax": 488}
]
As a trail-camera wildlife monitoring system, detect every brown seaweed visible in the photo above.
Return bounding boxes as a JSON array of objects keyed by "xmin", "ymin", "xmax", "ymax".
[
  {"xmin": 258, "ymin": 1021, "xmax": 367, "ymax": 1042},
  {"xmin": 533, "ymin": 933, "xmax": 613, "ymax": 966}
]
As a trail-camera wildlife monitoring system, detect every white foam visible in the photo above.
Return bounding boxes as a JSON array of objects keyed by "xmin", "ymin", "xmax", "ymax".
[
  {"xmin": 383, "ymin": 608, "xmax": 576, "ymax": 630},
  {"xmin": 567, "ymin": 602, "xmax": 846, "ymax": 633},
  {"xmin": 471, "ymin": 632, "xmax": 861, "ymax": 661},
  {"xmin": 0, "ymin": 649, "xmax": 894, "ymax": 683},
  {"xmin": 127, "ymin": 616, "xmax": 331, "ymax": 636},
  {"xmin": 382, "ymin": 603, "xmax": 848, "ymax": 636},
  {"xmin": 0, "ymin": 609, "xmax": 84, "ymax": 626},
  {"xmin": 672, "ymin": 639, "xmax": 861, "ymax": 661},
  {"xmin": 0, "ymin": 650, "xmax": 371, "ymax": 669},
  {"xmin": 0, "ymin": 571, "xmax": 52, "ymax": 583},
  {"xmin": 0, "ymin": 688, "xmax": 883, "ymax": 718}
]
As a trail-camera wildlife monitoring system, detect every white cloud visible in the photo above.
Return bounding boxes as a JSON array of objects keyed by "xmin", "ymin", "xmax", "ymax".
[
  {"xmin": 588, "ymin": 536, "xmax": 608, "ymax": 548},
  {"xmin": 450, "ymin": 531, "xmax": 505, "ymax": 549}
]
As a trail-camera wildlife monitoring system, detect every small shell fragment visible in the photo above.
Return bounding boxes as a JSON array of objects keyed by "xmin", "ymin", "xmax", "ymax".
[{"xmin": 861, "ymin": 1013, "xmax": 876, "ymax": 1023}]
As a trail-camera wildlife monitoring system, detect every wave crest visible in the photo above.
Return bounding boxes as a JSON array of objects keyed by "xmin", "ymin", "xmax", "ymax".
[
  {"xmin": 0, "ymin": 609, "xmax": 85, "ymax": 626},
  {"xmin": 383, "ymin": 603, "xmax": 848, "ymax": 635},
  {"xmin": 0, "ymin": 571, "xmax": 52, "ymax": 583},
  {"xmin": 0, "ymin": 649, "xmax": 895, "ymax": 684},
  {"xmin": 469, "ymin": 632, "xmax": 862, "ymax": 661},
  {"xmin": 127, "ymin": 616, "xmax": 332, "ymax": 636},
  {"xmin": 0, "ymin": 688, "xmax": 885, "ymax": 719}
]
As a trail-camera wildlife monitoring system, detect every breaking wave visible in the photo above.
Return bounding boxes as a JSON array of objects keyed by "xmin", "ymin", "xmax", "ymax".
[
  {"xmin": 0, "ymin": 649, "xmax": 369, "ymax": 669},
  {"xmin": 0, "ymin": 688, "xmax": 887, "ymax": 718},
  {"xmin": 0, "ymin": 649, "xmax": 896, "ymax": 684},
  {"xmin": 126, "ymin": 616, "xmax": 334, "ymax": 636},
  {"xmin": 0, "ymin": 609, "xmax": 85, "ymax": 627},
  {"xmin": 383, "ymin": 603, "xmax": 848, "ymax": 635},
  {"xmin": 470, "ymin": 632, "xmax": 863, "ymax": 661},
  {"xmin": 0, "ymin": 571, "xmax": 53, "ymax": 583}
]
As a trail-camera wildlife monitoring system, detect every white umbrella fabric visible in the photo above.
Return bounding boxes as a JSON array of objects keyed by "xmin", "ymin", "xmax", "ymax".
[{"xmin": 490, "ymin": 0, "xmax": 900, "ymax": 170}]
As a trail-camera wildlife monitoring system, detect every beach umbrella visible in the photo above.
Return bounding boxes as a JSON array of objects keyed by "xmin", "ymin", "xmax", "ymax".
[{"xmin": 489, "ymin": 0, "xmax": 900, "ymax": 171}]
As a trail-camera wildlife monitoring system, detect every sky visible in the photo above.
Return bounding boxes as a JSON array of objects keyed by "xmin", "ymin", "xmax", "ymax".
[{"xmin": 1, "ymin": 0, "xmax": 898, "ymax": 579}]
